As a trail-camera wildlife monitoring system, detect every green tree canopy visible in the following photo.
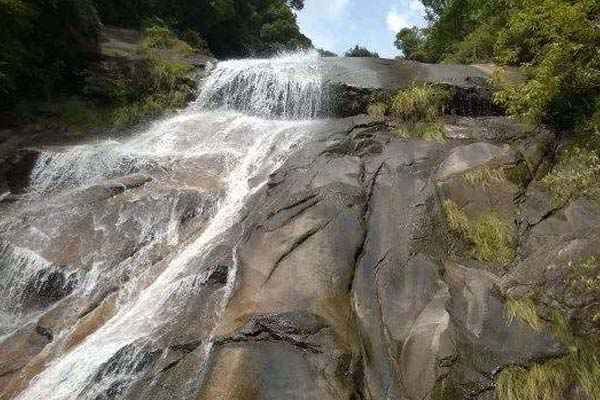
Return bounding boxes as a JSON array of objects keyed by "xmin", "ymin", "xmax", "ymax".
[
  {"xmin": 344, "ymin": 45, "xmax": 380, "ymax": 58},
  {"xmin": 395, "ymin": 0, "xmax": 600, "ymax": 129}
]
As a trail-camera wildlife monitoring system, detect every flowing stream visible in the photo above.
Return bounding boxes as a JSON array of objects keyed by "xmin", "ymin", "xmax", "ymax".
[{"xmin": 12, "ymin": 51, "xmax": 329, "ymax": 400}]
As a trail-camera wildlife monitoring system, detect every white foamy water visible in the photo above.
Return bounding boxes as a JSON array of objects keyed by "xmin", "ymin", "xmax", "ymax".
[
  {"xmin": 15, "ymin": 52, "xmax": 328, "ymax": 400},
  {"xmin": 197, "ymin": 50, "xmax": 326, "ymax": 119}
]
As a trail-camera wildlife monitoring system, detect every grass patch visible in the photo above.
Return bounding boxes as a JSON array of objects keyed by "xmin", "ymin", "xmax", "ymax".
[
  {"xmin": 367, "ymin": 83, "xmax": 451, "ymax": 143},
  {"xmin": 393, "ymin": 121, "xmax": 448, "ymax": 143},
  {"xmin": 443, "ymin": 199, "xmax": 469, "ymax": 233},
  {"xmin": 390, "ymin": 84, "xmax": 451, "ymax": 122},
  {"xmin": 443, "ymin": 200, "xmax": 514, "ymax": 266},
  {"xmin": 463, "ymin": 165, "xmax": 506, "ymax": 187},
  {"xmin": 500, "ymin": 294, "xmax": 600, "ymax": 400},
  {"xmin": 505, "ymin": 298, "xmax": 544, "ymax": 331},
  {"xmin": 496, "ymin": 359, "xmax": 570, "ymax": 400},
  {"xmin": 541, "ymin": 144, "xmax": 600, "ymax": 207},
  {"xmin": 367, "ymin": 102, "xmax": 387, "ymax": 119},
  {"xmin": 468, "ymin": 212, "xmax": 514, "ymax": 265}
]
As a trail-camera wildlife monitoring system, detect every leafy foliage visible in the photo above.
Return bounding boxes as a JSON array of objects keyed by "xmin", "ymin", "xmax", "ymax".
[
  {"xmin": 0, "ymin": 0, "xmax": 100, "ymax": 110},
  {"xmin": 395, "ymin": 0, "xmax": 600, "ymax": 130},
  {"xmin": 94, "ymin": 0, "xmax": 311, "ymax": 58},
  {"xmin": 344, "ymin": 45, "xmax": 380, "ymax": 58},
  {"xmin": 542, "ymin": 144, "xmax": 600, "ymax": 207},
  {"xmin": 317, "ymin": 48, "xmax": 337, "ymax": 57},
  {"xmin": 1, "ymin": 0, "xmax": 310, "ymax": 115},
  {"xmin": 389, "ymin": 84, "xmax": 450, "ymax": 122}
]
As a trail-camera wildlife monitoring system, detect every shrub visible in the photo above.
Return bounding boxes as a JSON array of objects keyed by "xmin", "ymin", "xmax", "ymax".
[
  {"xmin": 493, "ymin": 0, "xmax": 600, "ymax": 127},
  {"xmin": 344, "ymin": 45, "xmax": 379, "ymax": 58},
  {"xmin": 443, "ymin": 21, "xmax": 499, "ymax": 64},
  {"xmin": 390, "ymin": 84, "xmax": 450, "ymax": 122},
  {"xmin": 541, "ymin": 145, "xmax": 600, "ymax": 207},
  {"xmin": 182, "ymin": 30, "xmax": 212, "ymax": 56}
]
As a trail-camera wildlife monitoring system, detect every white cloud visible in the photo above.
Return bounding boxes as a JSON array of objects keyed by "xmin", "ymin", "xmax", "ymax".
[
  {"xmin": 408, "ymin": 0, "xmax": 426, "ymax": 13},
  {"xmin": 386, "ymin": 9, "xmax": 409, "ymax": 33}
]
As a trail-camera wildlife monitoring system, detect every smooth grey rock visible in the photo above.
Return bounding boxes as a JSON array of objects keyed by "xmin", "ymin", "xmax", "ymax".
[{"xmin": 436, "ymin": 142, "xmax": 516, "ymax": 180}]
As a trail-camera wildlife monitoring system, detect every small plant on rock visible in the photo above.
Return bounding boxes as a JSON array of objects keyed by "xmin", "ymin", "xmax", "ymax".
[
  {"xmin": 443, "ymin": 200, "xmax": 514, "ymax": 266},
  {"xmin": 463, "ymin": 165, "xmax": 506, "ymax": 187},
  {"xmin": 500, "ymin": 289, "xmax": 600, "ymax": 400},
  {"xmin": 367, "ymin": 102, "xmax": 387, "ymax": 120},
  {"xmin": 390, "ymin": 84, "xmax": 450, "ymax": 122}
]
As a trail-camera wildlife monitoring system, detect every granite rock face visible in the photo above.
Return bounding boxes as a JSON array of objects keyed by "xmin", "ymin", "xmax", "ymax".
[{"xmin": 0, "ymin": 57, "xmax": 595, "ymax": 400}]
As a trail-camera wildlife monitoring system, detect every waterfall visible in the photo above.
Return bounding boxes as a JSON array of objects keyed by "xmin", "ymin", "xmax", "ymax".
[
  {"xmin": 196, "ymin": 51, "xmax": 326, "ymax": 119},
  {"xmin": 13, "ymin": 52, "xmax": 329, "ymax": 400}
]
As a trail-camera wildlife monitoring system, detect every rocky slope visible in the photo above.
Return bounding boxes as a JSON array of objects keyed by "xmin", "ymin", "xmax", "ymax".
[{"xmin": 0, "ymin": 56, "xmax": 598, "ymax": 400}]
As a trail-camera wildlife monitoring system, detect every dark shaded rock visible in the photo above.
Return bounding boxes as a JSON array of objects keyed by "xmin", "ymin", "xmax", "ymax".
[{"xmin": 445, "ymin": 262, "xmax": 563, "ymax": 398}]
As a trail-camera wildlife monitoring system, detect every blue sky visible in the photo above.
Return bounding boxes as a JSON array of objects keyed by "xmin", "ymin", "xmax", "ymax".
[{"xmin": 296, "ymin": 0, "xmax": 427, "ymax": 58}]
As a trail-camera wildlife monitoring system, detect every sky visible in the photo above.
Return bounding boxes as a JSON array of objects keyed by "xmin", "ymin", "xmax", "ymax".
[{"xmin": 296, "ymin": 0, "xmax": 427, "ymax": 59}]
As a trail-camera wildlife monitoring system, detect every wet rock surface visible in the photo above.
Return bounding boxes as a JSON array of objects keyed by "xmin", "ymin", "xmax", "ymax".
[{"xmin": 0, "ymin": 57, "xmax": 595, "ymax": 400}]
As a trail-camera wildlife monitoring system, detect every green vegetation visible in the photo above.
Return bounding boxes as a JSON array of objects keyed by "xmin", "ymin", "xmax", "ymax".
[
  {"xmin": 443, "ymin": 199, "xmax": 469, "ymax": 233},
  {"xmin": 367, "ymin": 102, "xmax": 387, "ymax": 120},
  {"xmin": 393, "ymin": 121, "xmax": 447, "ymax": 143},
  {"xmin": 389, "ymin": 84, "xmax": 450, "ymax": 122},
  {"xmin": 0, "ymin": 0, "xmax": 100, "ymax": 111},
  {"xmin": 1, "ymin": 0, "xmax": 310, "ymax": 121},
  {"xmin": 468, "ymin": 212, "xmax": 514, "ymax": 265},
  {"xmin": 13, "ymin": 24, "xmax": 200, "ymax": 131},
  {"xmin": 501, "ymin": 285, "xmax": 600, "ymax": 400},
  {"xmin": 541, "ymin": 144, "xmax": 600, "ymax": 207},
  {"xmin": 395, "ymin": 0, "xmax": 600, "ymax": 130},
  {"xmin": 463, "ymin": 166, "xmax": 506, "ymax": 187},
  {"xmin": 496, "ymin": 359, "xmax": 571, "ymax": 400},
  {"xmin": 505, "ymin": 298, "xmax": 544, "ymax": 331},
  {"xmin": 443, "ymin": 199, "xmax": 514, "ymax": 265},
  {"xmin": 344, "ymin": 45, "xmax": 380, "ymax": 58},
  {"xmin": 366, "ymin": 84, "xmax": 451, "ymax": 142},
  {"xmin": 317, "ymin": 48, "xmax": 337, "ymax": 57}
]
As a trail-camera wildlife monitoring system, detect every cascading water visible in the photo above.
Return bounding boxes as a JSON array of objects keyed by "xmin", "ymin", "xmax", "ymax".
[
  {"xmin": 11, "ymin": 51, "xmax": 329, "ymax": 400},
  {"xmin": 196, "ymin": 51, "xmax": 326, "ymax": 119}
]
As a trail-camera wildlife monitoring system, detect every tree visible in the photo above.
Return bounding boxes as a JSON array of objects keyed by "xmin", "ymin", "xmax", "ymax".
[
  {"xmin": 344, "ymin": 45, "xmax": 379, "ymax": 58},
  {"xmin": 400, "ymin": 0, "xmax": 600, "ymax": 129},
  {"xmin": 395, "ymin": 27, "xmax": 426, "ymax": 61},
  {"xmin": 317, "ymin": 48, "xmax": 337, "ymax": 57}
]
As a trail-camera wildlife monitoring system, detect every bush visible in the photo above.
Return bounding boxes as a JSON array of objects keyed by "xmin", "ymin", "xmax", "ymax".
[
  {"xmin": 541, "ymin": 145, "xmax": 600, "ymax": 207},
  {"xmin": 494, "ymin": 0, "xmax": 600, "ymax": 127},
  {"xmin": 398, "ymin": 0, "xmax": 600, "ymax": 131},
  {"xmin": 344, "ymin": 45, "xmax": 379, "ymax": 58},
  {"xmin": 390, "ymin": 84, "xmax": 450, "ymax": 122},
  {"xmin": 182, "ymin": 30, "xmax": 212, "ymax": 56}
]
